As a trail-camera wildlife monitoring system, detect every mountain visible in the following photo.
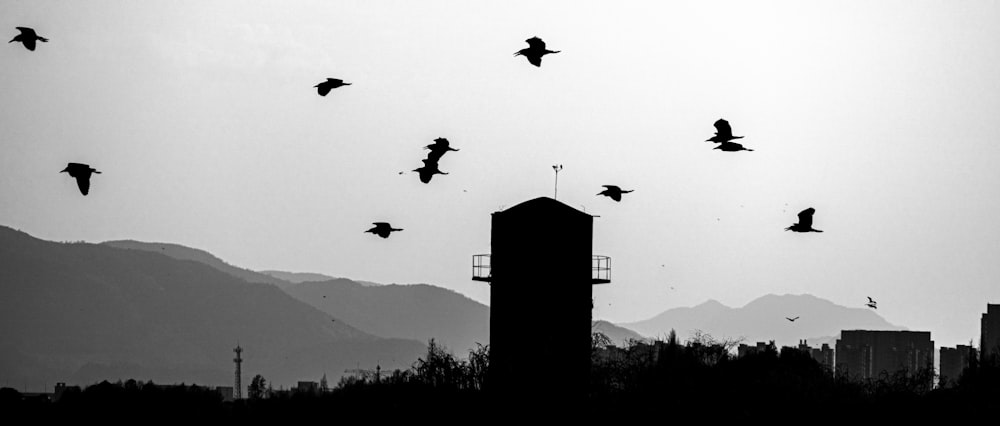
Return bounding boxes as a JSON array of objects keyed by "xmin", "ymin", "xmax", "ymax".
[
  {"xmin": 1, "ymin": 226, "xmax": 425, "ymax": 388},
  {"xmin": 111, "ymin": 237, "xmax": 641, "ymax": 354},
  {"xmin": 284, "ymin": 280, "xmax": 490, "ymax": 353},
  {"xmin": 102, "ymin": 240, "xmax": 294, "ymax": 289},
  {"xmin": 259, "ymin": 270, "xmax": 381, "ymax": 287},
  {"xmin": 592, "ymin": 320, "xmax": 644, "ymax": 346},
  {"xmin": 623, "ymin": 294, "xmax": 904, "ymax": 347}
]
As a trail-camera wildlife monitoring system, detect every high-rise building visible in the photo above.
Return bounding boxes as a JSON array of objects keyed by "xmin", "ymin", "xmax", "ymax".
[
  {"xmin": 981, "ymin": 304, "xmax": 1000, "ymax": 363},
  {"xmin": 836, "ymin": 330, "xmax": 934, "ymax": 388},
  {"xmin": 939, "ymin": 345, "xmax": 977, "ymax": 387}
]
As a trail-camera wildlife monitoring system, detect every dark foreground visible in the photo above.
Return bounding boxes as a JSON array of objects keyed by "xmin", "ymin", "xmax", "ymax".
[{"xmin": 3, "ymin": 338, "xmax": 998, "ymax": 422}]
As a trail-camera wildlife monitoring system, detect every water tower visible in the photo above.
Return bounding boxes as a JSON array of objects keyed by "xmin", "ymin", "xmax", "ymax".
[{"xmin": 472, "ymin": 197, "xmax": 610, "ymax": 400}]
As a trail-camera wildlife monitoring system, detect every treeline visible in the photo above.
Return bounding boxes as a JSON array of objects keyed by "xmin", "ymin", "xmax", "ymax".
[{"xmin": 2, "ymin": 334, "xmax": 999, "ymax": 421}]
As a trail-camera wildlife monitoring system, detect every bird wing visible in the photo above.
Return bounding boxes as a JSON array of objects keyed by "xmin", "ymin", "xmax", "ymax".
[
  {"xmin": 23, "ymin": 37, "xmax": 36, "ymax": 51},
  {"xmin": 75, "ymin": 176, "xmax": 90, "ymax": 195},
  {"xmin": 527, "ymin": 55, "xmax": 542, "ymax": 67},
  {"xmin": 602, "ymin": 185, "xmax": 620, "ymax": 191},
  {"xmin": 526, "ymin": 37, "xmax": 545, "ymax": 49},
  {"xmin": 16, "ymin": 27, "xmax": 36, "ymax": 37},
  {"xmin": 372, "ymin": 222, "xmax": 390, "ymax": 227},
  {"xmin": 867, "ymin": 297, "xmax": 874, "ymax": 303},
  {"xmin": 713, "ymin": 119, "xmax": 733, "ymax": 138},
  {"xmin": 797, "ymin": 208, "xmax": 815, "ymax": 227},
  {"xmin": 316, "ymin": 84, "xmax": 332, "ymax": 96}
]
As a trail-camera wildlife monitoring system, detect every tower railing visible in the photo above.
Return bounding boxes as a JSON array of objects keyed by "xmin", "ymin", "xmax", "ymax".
[
  {"xmin": 472, "ymin": 254, "xmax": 491, "ymax": 282},
  {"xmin": 592, "ymin": 255, "xmax": 611, "ymax": 284},
  {"xmin": 471, "ymin": 254, "xmax": 610, "ymax": 284}
]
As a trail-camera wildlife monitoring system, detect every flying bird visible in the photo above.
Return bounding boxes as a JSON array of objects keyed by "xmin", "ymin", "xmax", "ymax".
[
  {"xmin": 712, "ymin": 141, "xmax": 754, "ymax": 152},
  {"xmin": 785, "ymin": 208, "xmax": 823, "ymax": 233},
  {"xmin": 866, "ymin": 297, "xmax": 877, "ymax": 310},
  {"xmin": 60, "ymin": 163, "xmax": 101, "ymax": 195},
  {"xmin": 706, "ymin": 119, "xmax": 743, "ymax": 143},
  {"xmin": 314, "ymin": 78, "xmax": 351, "ymax": 96},
  {"xmin": 786, "ymin": 317, "xmax": 800, "ymax": 322},
  {"xmin": 9, "ymin": 27, "xmax": 48, "ymax": 51},
  {"xmin": 514, "ymin": 37, "xmax": 560, "ymax": 67},
  {"xmin": 366, "ymin": 222, "xmax": 403, "ymax": 239},
  {"xmin": 597, "ymin": 185, "xmax": 633, "ymax": 202},
  {"xmin": 424, "ymin": 138, "xmax": 459, "ymax": 162},
  {"xmin": 413, "ymin": 159, "xmax": 448, "ymax": 184}
]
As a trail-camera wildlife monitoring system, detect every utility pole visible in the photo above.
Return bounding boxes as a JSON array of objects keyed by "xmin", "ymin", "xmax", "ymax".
[{"xmin": 552, "ymin": 164, "xmax": 563, "ymax": 200}]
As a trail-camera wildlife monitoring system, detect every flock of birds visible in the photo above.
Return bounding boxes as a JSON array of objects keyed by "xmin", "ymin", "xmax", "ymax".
[{"xmin": 11, "ymin": 28, "xmax": 879, "ymax": 316}]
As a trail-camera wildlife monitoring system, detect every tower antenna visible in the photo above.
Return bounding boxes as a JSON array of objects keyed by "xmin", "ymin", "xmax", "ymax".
[
  {"xmin": 234, "ymin": 343, "xmax": 243, "ymax": 399},
  {"xmin": 552, "ymin": 164, "xmax": 563, "ymax": 200}
]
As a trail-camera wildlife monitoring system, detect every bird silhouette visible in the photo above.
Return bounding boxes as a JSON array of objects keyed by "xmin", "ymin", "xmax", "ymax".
[
  {"xmin": 712, "ymin": 141, "xmax": 754, "ymax": 152},
  {"xmin": 514, "ymin": 37, "xmax": 559, "ymax": 67},
  {"xmin": 9, "ymin": 27, "xmax": 48, "ymax": 51},
  {"xmin": 597, "ymin": 185, "xmax": 633, "ymax": 202},
  {"xmin": 866, "ymin": 297, "xmax": 877, "ymax": 309},
  {"xmin": 424, "ymin": 138, "xmax": 459, "ymax": 162},
  {"xmin": 60, "ymin": 163, "xmax": 101, "ymax": 195},
  {"xmin": 314, "ymin": 78, "xmax": 351, "ymax": 96},
  {"xmin": 366, "ymin": 222, "xmax": 403, "ymax": 238},
  {"xmin": 706, "ymin": 119, "xmax": 743, "ymax": 143},
  {"xmin": 413, "ymin": 159, "xmax": 448, "ymax": 184},
  {"xmin": 785, "ymin": 208, "xmax": 823, "ymax": 232},
  {"xmin": 786, "ymin": 317, "xmax": 800, "ymax": 322}
]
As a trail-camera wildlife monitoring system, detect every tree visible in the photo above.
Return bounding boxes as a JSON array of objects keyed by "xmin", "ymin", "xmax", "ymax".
[
  {"xmin": 248, "ymin": 374, "xmax": 267, "ymax": 400},
  {"xmin": 467, "ymin": 343, "xmax": 490, "ymax": 390}
]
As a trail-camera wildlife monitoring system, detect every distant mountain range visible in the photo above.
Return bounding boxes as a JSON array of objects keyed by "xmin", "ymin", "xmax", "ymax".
[
  {"xmin": 103, "ymin": 241, "xmax": 635, "ymax": 351},
  {"xmin": 284, "ymin": 280, "xmax": 490, "ymax": 353},
  {"xmin": 624, "ymin": 294, "xmax": 904, "ymax": 348},
  {"xmin": 103, "ymin": 240, "xmax": 294, "ymax": 289},
  {"xmin": 259, "ymin": 270, "xmax": 381, "ymax": 287},
  {"xmin": 1, "ymin": 227, "xmax": 424, "ymax": 388},
  {"xmin": 3, "ymin": 225, "xmax": 908, "ymax": 389}
]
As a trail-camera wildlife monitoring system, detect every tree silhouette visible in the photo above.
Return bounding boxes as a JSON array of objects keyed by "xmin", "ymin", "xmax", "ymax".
[{"xmin": 248, "ymin": 374, "xmax": 267, "ymax": 400}]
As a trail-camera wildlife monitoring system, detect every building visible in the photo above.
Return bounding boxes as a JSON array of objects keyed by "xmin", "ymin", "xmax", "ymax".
[
  {"xmin": 295, "ymin": 381, "xmax": 319, "ymax": 395},
  {"xmin": 738, "ymin": 341, "xmax": 776, "ymax": 358},
  {"xmin": 215, "ymin": 386, "xmax": 234, "ymax": 402},
  {"xmin": 472, "ymin": 197, "xmax": 610, "ymax": 401},
  {"xmin": 835, "ymin": 330, "xmax": 934, "ymax": 388},
  {"xmin": 939, "ymin": 345, "xmax": 977, "ymax": 387},
  {"xmin": 791, "ymin": 340, "xmax": 834, "ymax": 372},
  {"xmin": 982, "ymin": 304, "xmax": 1000, "ymax": 363}
]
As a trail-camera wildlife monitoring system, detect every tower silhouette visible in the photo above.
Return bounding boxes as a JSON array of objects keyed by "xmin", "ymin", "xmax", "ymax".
[
  {"xmin": 472, "ymin": 197, "xmax": 610, "ymax": 405},
  {"xmin": 233, "ymin": 344, "xmax": 243, "ymax": 399}
]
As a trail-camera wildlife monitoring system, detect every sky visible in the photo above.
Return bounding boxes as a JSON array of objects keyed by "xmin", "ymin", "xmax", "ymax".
[{"xmin": 2, "ymin": 0, "xmax": 999, "ymax": 348}]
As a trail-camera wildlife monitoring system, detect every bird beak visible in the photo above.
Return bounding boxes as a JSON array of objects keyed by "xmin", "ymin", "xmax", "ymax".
[{"xmin": 59, "ymin": 167, "xmax": 69, "ymax": 173}]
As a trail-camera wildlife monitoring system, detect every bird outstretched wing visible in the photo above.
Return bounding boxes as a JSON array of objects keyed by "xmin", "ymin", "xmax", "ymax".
[
  {"xmin": 23, "ymin": 37, "xmax": 36, "ymax": 51},
  {"xmin": 526, "ymin": 37, "xmax": 545, "ymax": 49},
  {"xmin": 372, "ymin": 222, "xmax": 390, "ymax": 227},
  {"xmin": 602, "ymin": 185, "xmax": 620, "ymax": 191},
  {"xmin": 797, "ymin": 208, "xmax": 815, "ymax": 228},
  {"xmin": 316, "ymin": 84, "xmax": 332, "ymax": 96},
  {"xmin": 76, "ymin": 176, "xmax": 90, "ymax": 195},
  {"xmin": 527, "ymin": 55, "xmax": 542, "ymax": 67}
]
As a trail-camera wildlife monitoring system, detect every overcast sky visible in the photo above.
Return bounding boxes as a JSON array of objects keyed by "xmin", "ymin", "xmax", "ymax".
[{"xmin": 2, "ymin": 0, "xmax": 999, "ymax": 347}]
